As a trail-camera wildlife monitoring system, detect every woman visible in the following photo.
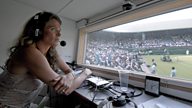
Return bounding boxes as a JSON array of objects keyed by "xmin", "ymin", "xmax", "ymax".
[{"xmin": 0, "ymin": 12, "xmax": 92, "ymax": 108}]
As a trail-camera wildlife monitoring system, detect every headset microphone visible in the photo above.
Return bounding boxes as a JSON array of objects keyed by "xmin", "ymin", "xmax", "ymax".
[{"xmin": 60, "ymin": 40, "xmax": 66, "ymax": 47}]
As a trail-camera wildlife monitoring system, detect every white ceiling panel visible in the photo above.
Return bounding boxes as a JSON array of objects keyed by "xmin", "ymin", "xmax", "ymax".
[
  {"xmin": 14, "ymin": 0, "xmax": 72, "ymax": 13},
  {"xmin": 12, "ymin": 0, "xmax": 159, "ymax": 21},
  {"xmin": 58, "ymin": 0, "xmax": 123, "ymax": 21}
]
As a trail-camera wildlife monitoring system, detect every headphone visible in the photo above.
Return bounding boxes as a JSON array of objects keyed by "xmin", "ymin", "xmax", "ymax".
[
  {"xmin": 29, "ymin": 12, "xmax": 61, "ymax": 40},
  {"xmin": 21, "ymin": 12, "xmax": 62, "ymax": 46},
  {"xmin": 33, "ymin": 12, "xmax": 43, "ymax": 38},
  {"xmin": 96, "ymin": 82, "xmax": 143, "ymax": 108},
  {"xmin": 97, "ymin": 93, "xmax": 138, "ymax": 108}
]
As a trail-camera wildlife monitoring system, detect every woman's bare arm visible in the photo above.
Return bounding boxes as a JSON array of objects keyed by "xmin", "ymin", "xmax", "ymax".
[
  {"xmin": 56, "ymin": 53, "xmax": 73, "ymax": 74},
  {"xmin": 23, "ymin": 46, "xmax": 65, "ymax": 92},
  {"xmin": 54, "ymin": 53, "xmax": 92, "ymax": 94},
  {"xmin": 64, "ymin": 68, "xmax": 92, "ymax": 95}
]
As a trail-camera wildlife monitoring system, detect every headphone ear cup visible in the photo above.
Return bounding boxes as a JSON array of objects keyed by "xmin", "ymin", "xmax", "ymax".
[
  {"xmin": 35, "ymin": 29, "xmax": 40, "ymax": 37},
  {"xmin": 33, "ymin": 13, "xmax": 42, "ymax": 38},
  {"xmin": 35, "ymin": 28, "xmax": 42, "ymax": 37}
]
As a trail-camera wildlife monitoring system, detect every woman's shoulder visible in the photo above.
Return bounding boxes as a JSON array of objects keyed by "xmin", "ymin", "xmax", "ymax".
[
  {"xmin": 22, "ymin": 44, "xmax": 42, "ymax": 58},
  {"xmin": 23, "ymin": 44, "xmax": 38, "ymax": 53}
]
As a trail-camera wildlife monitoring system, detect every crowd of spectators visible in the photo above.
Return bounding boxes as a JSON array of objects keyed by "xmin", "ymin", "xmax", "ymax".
[{"xmin": 85, "ymin": 30, "xmax": 192, "ymax": 73}]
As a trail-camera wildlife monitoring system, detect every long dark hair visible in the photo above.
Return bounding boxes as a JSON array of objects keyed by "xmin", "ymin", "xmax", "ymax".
[{"xmin": 5, "ymin": 11, "xmax": 62, "ymax": 71}]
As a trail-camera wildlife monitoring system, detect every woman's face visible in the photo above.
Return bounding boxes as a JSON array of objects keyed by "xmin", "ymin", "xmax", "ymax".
[{"xmin": 43, "ymin": 19, "xmax": 61, "ymax": 46}]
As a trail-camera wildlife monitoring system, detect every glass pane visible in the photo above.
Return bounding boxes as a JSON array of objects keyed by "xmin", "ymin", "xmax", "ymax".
[{"xmin": 85, "ymin": 7, "xmax": 192, "ymax": 81}]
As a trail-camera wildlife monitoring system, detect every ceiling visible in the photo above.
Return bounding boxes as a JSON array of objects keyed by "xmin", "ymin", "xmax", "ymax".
[{"xmin": 12, "ymin": 0, "xmax": 157, "ymax": 22}]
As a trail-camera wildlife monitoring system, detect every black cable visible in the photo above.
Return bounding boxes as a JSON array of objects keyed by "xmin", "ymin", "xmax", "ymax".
[
  {"xmin": 109, "ymin": 85, "xmax": 143, "ymax": 98},
  {"xmin": 131, "ymin": 90, "xmax": 143, "ymax": 97},
  {"xmin": 126, "ymin": 98, "xmax": 138, "ymax": 108},
  {"xmin": 87, "ymin": 80, "xmax": 143, "ymax": 107},
  {"xmin": 91, "ymin": 86, "xmax": 98, "ymax": 102},
  {"xmin": 109, "ymin": 86, "xmax": 142, "ymax": 108},
  {"xmin": 108, "ymin": 86, "xmax": 122, "ymax": 94},
  {"xmin": 96, "ymin": 86, "xmax": 140, "ymax": 108},
  {"xmin": 105, "ymin": 88, "xmax": 119, "ymax": 95},
  {"xmin": 91, "ymin": 91, "xmax": 98, "ymax": 102}
]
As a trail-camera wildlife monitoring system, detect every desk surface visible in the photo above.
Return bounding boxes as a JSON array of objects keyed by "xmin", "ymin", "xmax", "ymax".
[
  {"xmin": 76, "ymin": 84, "xmax": 153, "ymax": 108},
  {"xmin": 75, "ymin": 83, "xmax": 192, "ymax": 108}
]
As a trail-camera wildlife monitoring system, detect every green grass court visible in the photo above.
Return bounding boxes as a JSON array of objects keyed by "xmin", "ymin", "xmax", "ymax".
[{"xmin": 143, "ymin": 55, "xmax": 192, "ymax": 81}]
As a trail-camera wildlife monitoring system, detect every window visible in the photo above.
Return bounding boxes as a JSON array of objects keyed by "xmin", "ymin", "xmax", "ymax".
[{"xmin": 77, "ymin": 1, "xmax": 192, "ymax": 82}]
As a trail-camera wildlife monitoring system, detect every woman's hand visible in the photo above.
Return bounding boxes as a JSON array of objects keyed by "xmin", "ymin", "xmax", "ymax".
[
  {"xmin": 64, "ymin": 68, "xmax": 93, "ymax": 94},
  {"xmin": 62, "ymin": 72, "xmax": 74, "ymax": 92},
  {"xmin": 49, "ymin": 68, "xmax": 92, "ymax": 95},
  {"xmin": 50, "ymin": 73, "xmax": 74, "ymax": 94}
]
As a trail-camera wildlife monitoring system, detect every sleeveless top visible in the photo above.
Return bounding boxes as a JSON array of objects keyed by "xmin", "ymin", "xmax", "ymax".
[{"xmin": 0, "ymin": 70, "xmax": 44, "ymax": 108}]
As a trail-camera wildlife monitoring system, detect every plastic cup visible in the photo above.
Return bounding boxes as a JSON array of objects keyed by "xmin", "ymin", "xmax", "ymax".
[{"xmin": 118, "ymin": 70, "xmax": 129, "ymax": 92}]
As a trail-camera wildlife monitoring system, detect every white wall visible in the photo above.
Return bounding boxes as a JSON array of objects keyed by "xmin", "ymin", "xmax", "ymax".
[
  {"xmin": 0, "ymin": 0, "xmax": 78, "ymax": 69},
  {"xmin": 57, "ymin": 18, "xmax": 78, "ymax": 63}
]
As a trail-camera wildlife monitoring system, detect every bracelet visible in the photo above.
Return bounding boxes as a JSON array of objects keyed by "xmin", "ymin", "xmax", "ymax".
[{"xmin": 82, "ymin": 69, "xmax": 89, "ymax": 76}]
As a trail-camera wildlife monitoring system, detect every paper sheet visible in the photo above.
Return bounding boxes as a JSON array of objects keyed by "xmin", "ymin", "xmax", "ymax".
[
  {"xmin": 138, "ymin": 95, "xmax": 192, "ymax": 108},
  {"xmin": 86, "ymin": 77, "xmax": 110, "ymax": 86}
]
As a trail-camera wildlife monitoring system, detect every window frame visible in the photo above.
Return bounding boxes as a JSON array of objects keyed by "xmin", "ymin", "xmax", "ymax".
[
  {"xmin": 78, "ymin": 0, "xmax": 192, "ymax": 64},
  {"xmin": 77, "ymin": 0, "xmax": 192, "ymax": 101}
]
